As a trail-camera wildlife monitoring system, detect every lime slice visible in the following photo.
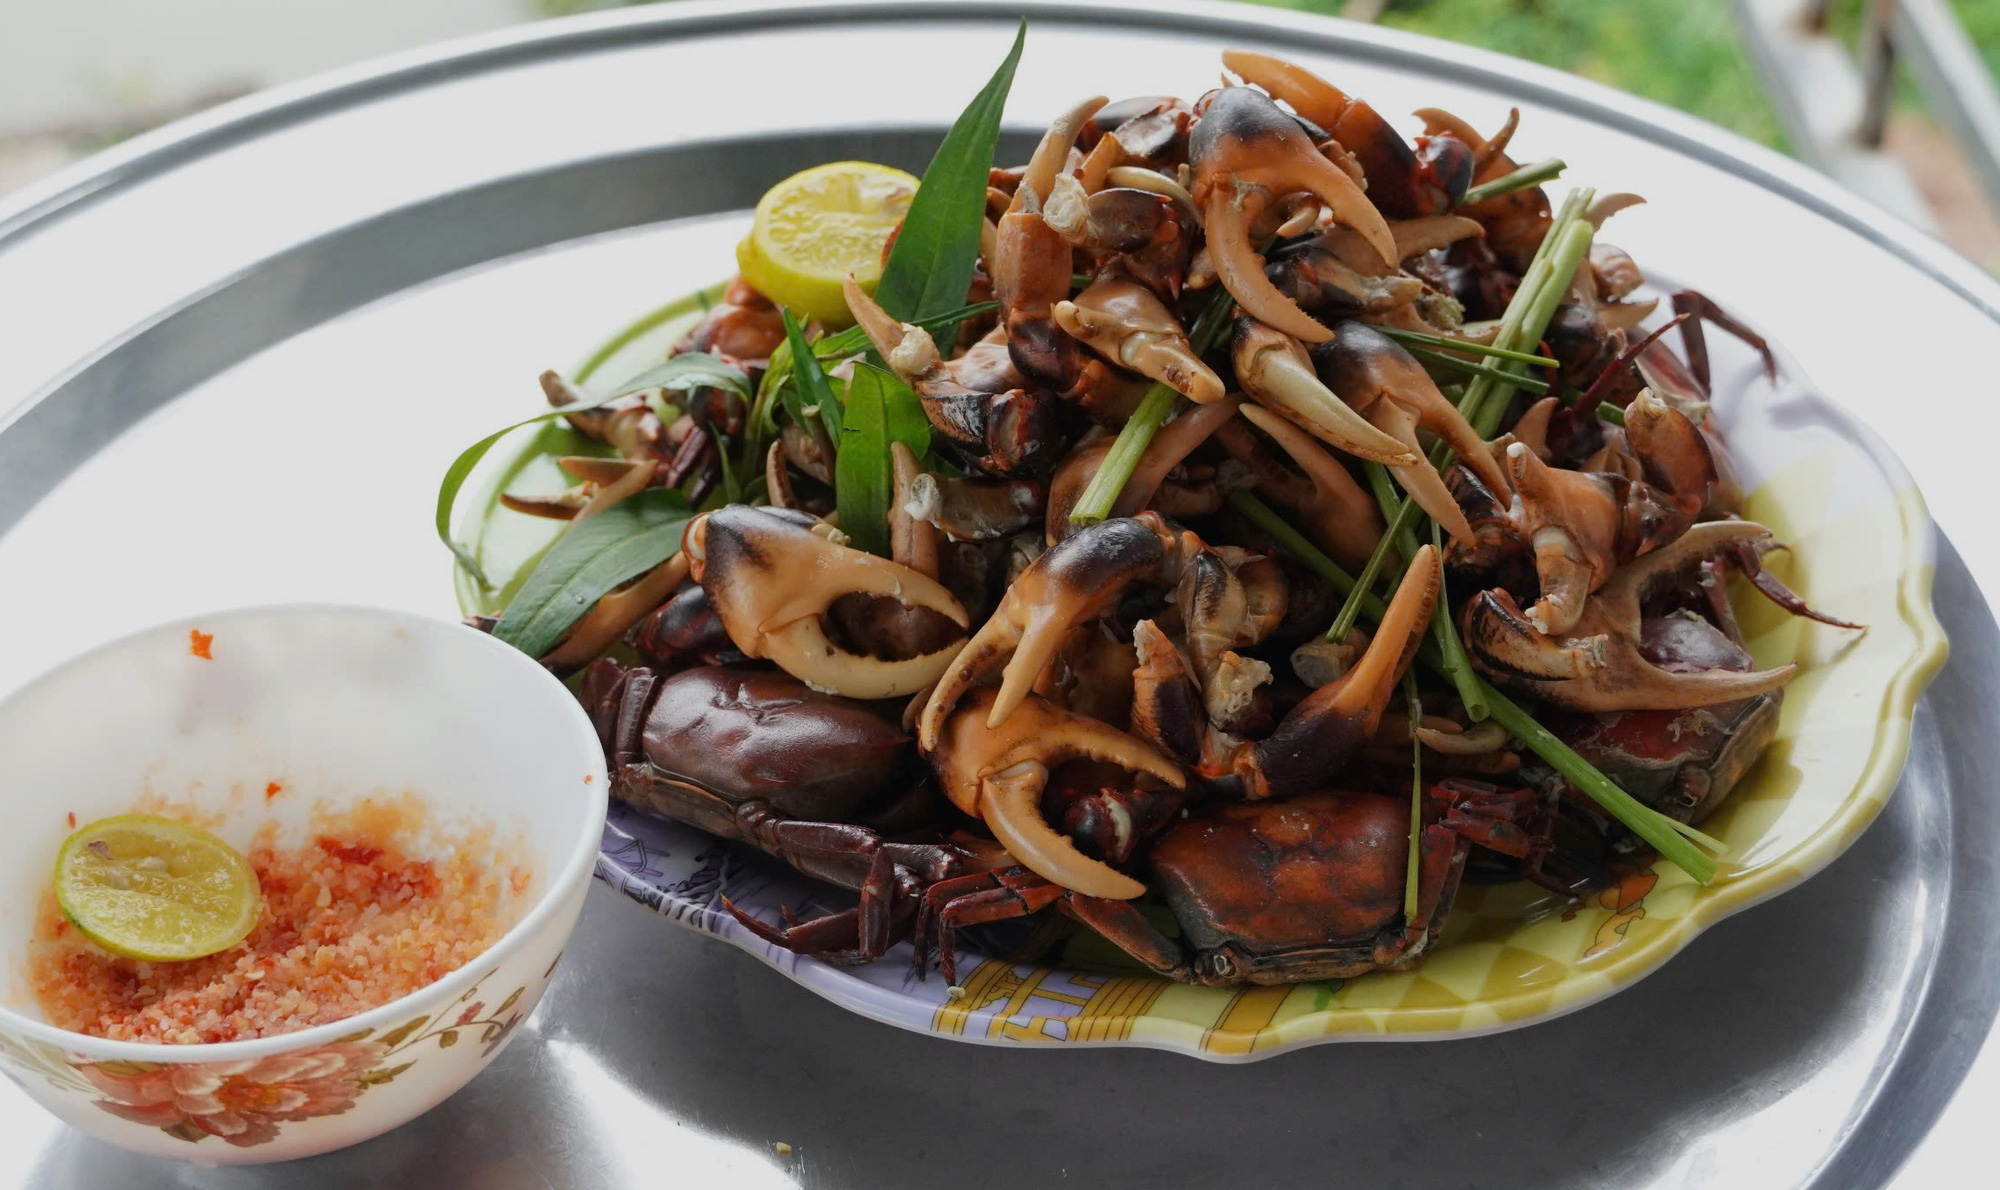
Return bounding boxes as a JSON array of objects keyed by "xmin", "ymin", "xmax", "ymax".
[
  {"xmin": 55, "ymin": 815, "xmax": 261, "ymax": 962},
  {"xmin": 737, "ymin": 160, "xmax": 918, "ymax": 326}
]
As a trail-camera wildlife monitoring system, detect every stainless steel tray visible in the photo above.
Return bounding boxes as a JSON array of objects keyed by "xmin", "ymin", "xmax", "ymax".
[{"xmin": 3, "ymin": 1, "xmax": 1998, "ymax": 1185}]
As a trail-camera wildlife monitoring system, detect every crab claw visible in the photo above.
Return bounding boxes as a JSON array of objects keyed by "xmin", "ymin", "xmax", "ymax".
[
  {"xmin": 1054, "ymin": 274, "xmax": 1225, "ymax": 402},
  {"xmin": 919, "ymin": 514, "xmax": 1178, "ymax": 750},
  {"xmin": 1313, "ymin": 319, "xmax": 1513, "ymax": 495},
  {"xmin": 686, "ymin": 505, "xmax": 969, "ymax": 699},
  {"xmin": 1622, "ymin": 389, "xmax": 1716, "ymax": 516},
  {"xmin": 1225, "ymin": 545, "xmax": 1442, "ymax": 800},
  {"xmin": 1501, "ymin": 441, "xmax": 1620, "ymax": 636},
  {"xmin": 1130, "ymin": 619, "xmax": 1208, "ymax": 766},
  {"xmin": 1232, "ymin": 318, "xmax": 1416, "ymax": 465},
  {"xmin": 1219, "ymin": 406, "xmax": 1384, "ymax": 571},
  {"xmin": 1223, "ymin": 49, "xmax": 1463, "ymax": 217},
  {"xmin": 933, "ymin": 689, "xmax": 1184, "ymax": 899},
  {"xmin": 845, "ymin": 277, "xmax": 1067, "ymax": 477},
  {"xmin": 1190, "ymin": 87, "xmax": 1396, "ymax": 343},
  {"xmin": 1461, "ymin": 521, "xmax": 1797, "ymax": 711}
]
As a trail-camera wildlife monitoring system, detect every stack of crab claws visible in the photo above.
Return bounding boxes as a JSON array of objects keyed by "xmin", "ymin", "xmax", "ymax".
[
  {"xmin": 933, "ymin": 688, "xmax": 1184, "ymax": 900},
  {"xmin": 1460, "ymin": 520, "xmax": 1799, "ymax": 712}
]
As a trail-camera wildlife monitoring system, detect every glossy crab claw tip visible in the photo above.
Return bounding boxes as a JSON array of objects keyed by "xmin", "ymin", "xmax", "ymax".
[
  {"xmin": 1017, "ymin": 95, "xmax": 1111, "ymax": 206},
  {"xmin": 681, "ymin": 512, "xmax": 710, "ymax": 577},
  {"xmin": 1232, "ymin": 320, "xmax": 1418, "ymax": 464},
  {"xmin": 1329, "ymin": 544, "xmax": 1441, "ymax": 717},
  {"xmin": 1052, "ymin": 277, "xmax": 1227, "ymax": 403},
  {"xmin": 843, "ymin": 276, "xmax": 940, "ymax": 381}
]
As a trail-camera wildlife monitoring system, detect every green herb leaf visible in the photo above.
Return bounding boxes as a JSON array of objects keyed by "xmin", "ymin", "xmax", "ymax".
[
  {"xmin": 605, "ymin": 352, "xmax": 750, "ymax": 400},
  {"xmin": 491, "ymin": 488, "xmax": 692, "ymax": 659},
  {"xmin": 781, "ymin": 308, "xmax": 841, "ymax": 445},
  {"xmin": 874, "ymin": 21, "xmax": 1025, "ymax": 324},
  {"xmin": 834, "ymin": 363, "xmax": 927, "ymax": 558},
  {"xmin": 436, "ymin": 354, "xmax": 747, "ymax": 585},
  {"xmin": 878, "ymin": 367, "xmax": 931, "ymax": 462}
]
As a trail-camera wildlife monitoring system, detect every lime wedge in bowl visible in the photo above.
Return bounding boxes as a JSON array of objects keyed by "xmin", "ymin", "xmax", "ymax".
[{"xmin": 55, "ymin": 814, "xmax": 261, "ymax": 962}]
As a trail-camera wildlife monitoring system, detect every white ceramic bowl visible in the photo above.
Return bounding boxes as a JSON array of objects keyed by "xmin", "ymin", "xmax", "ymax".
[{"xmin": 0, "ymin": 605, "xmax": 607, "ymax": 1164}]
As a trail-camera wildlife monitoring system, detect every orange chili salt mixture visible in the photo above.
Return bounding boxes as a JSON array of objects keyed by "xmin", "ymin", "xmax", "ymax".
[{"xmin": 30, "ymin": 800, "xmax": 519, "ymax": 1044}]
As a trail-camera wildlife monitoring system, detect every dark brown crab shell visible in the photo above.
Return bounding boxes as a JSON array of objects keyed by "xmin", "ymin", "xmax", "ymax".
[
  {"xmin": 624, "ymin": 665, "xmax": 912, "ymax": 823},
  {"xmin": 1550, "ymin": 694, "xmax": 1781, "ymax": 827}
]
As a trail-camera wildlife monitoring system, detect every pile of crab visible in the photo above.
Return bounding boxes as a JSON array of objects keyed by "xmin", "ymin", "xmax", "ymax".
[{"xmin": 524, "ymin": 53, "xmax": 1856, "ymax": 987}]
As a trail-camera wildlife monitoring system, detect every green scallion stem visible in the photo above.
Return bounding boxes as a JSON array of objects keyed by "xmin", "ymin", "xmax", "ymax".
[
  {"xmin": 1375, "ymin": 326, "xmax": 1559, "ymax": 368},
  {"xmin": 1429, "ymin": 520, "xmax": 1488, "ymax": 721},
  {"xmin": 1481, "ymin": 683, "xmax": 1720, "ymax": 883},
  {"xmin": 1406, "ymin": 345, "xmax": 1551, "ymax": 394},
  {"xmin": 1462, "ymin": 193, "xmax": 1598, "ymax": 439},
  {"xmin": 1404, "ymin": 670, "xmax": 1424, "ymax": 921},
  {"xmin": 1325, "ymin": 494, "xmax": 1419, "ymax": 642},
  {"xmin": 1227, "ymin": 490, "xmax": 1376, "ymax": 611},
  {"xmin": 1069, "ymin": 383, "xmax": 1179, "ymax": 528},
  {"xmin": 1459, "ymin": 157, "xmax": 1567, "ymax": 208},
  {"xmin": 1597, "ymin": 401, "xmax": 1626, "ymax": 426}
]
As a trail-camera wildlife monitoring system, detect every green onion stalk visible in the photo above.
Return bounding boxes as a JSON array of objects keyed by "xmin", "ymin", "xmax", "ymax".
[{"xmin": 1243, "ymin": 502, "xmax": 1722, "ymax": 884}]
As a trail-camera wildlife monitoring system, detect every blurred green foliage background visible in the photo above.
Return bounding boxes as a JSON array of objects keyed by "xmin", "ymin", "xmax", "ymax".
[{"xmin": 539, "ymin": 0, "xmax": 1997, "ymax": 160}]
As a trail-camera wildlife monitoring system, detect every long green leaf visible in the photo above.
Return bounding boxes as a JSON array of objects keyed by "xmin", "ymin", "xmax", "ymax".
[
  {"xmin": 607, "ymin": 353, "xmax": 749, "ymax": 398},
  {"xmin": 873, "ymin": 21, "xmax": 1025, "ymax": 323},
  {"xmin": 835, "ymin": 363, "xmax": 928, "ymax": 558},
  {"xmin": 755, "ymin": 300, "xmax": 998, "ymax": 439},
  {"xmin": 784, "ymin": 308, "xmax": 847, "ymax": 445},
  {"xmin": 878, "ymin": 366, "xmax": 931, "ymax": 461},
  {"xmin": 491, "ymin": 488, "xmax": 692, "ymax": 659},
  {"xmin": 437, "ymin": 354, "xmax": 748, "ymax": 585}
]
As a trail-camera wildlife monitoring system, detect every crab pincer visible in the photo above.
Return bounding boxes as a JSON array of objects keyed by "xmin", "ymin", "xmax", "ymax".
[
  {"xmin": 1231, "ymin": 317, "xmax": 1417, "ymax": 467},
  {"xmin": 685, "ymin": 505, "xmax": 970, "ymax": 699},
  {"xmin": 1053, "ymin": 271, "xmax": 1225, "ymax": 403},
  {"xmin": 1219, "ymin": 544, "xmax": 1441, "ymax": 800},
  {"xmin": 1189, "ymin": 86, "xmax": 1396, "ymax": 343},
  {"xmin": 995, "ymin": 96, "xmax": 1108, "ymax": 390},
  {"xmin": 1502, "ymin": 390, "xmax": 1717, "ymax": 635},
  {"xmin": 919, "ymin": 513, "xmax": 1184, "ymax": 749},
  {"xmin": 1461, "ymin": 520, "xmax": 1798, "ymax": 711},
  {"xmin": 1309, "ymin": 320, "xmax": 1514, "ymax": 545},
  {"xmin": 933, "ymin": 689, "xmax": 1185, "ymax": 899},
  {"xmin": 844, "ymin": 277, "xmax": 1067, "ymax": 477},
  {"xmin": 1223, "ymin": 50, "xmax": 1473, "ymax": 219}
]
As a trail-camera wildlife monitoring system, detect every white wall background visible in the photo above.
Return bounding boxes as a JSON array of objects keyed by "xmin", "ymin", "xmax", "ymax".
[{"xmin": 0, "ymin": 0, "xmax": 533, "ymax": 134}]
